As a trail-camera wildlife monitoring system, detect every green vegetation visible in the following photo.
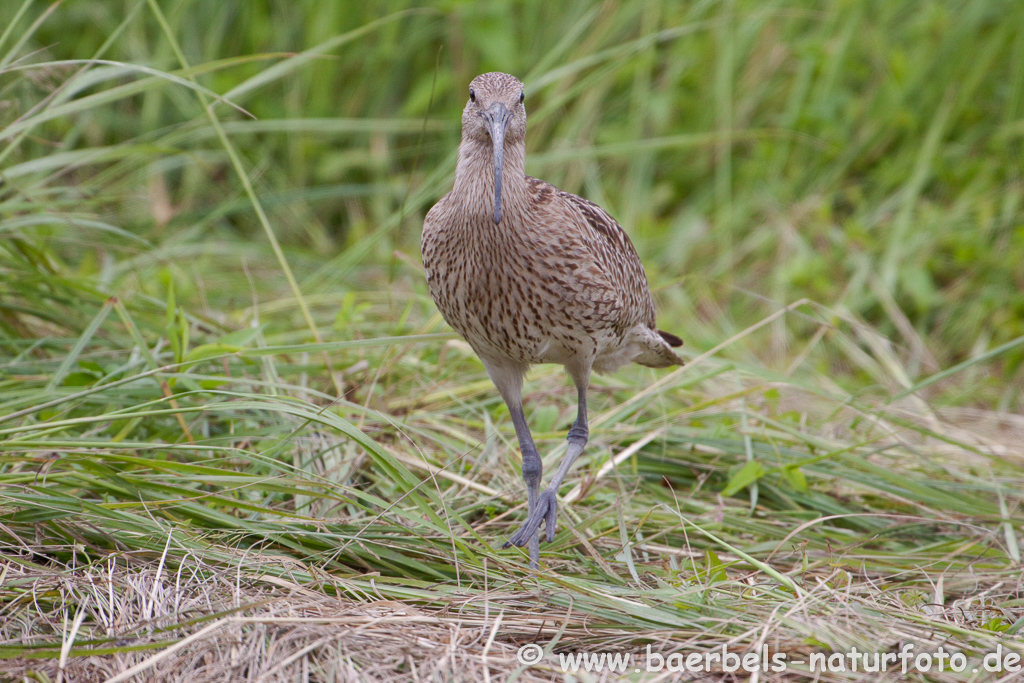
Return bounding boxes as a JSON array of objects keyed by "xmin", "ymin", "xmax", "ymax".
[{"xmin": 1, "ymin": 0, "xmax": 1022, "ymax": 680}]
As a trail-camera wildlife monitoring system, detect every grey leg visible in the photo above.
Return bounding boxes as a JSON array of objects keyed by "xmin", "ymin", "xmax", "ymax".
[
  {"xmin": 481, "ymin": 359, "xmax": 543, "ymax": 568},
  {"xmin": 502, "ymin": 400, "xmax": 543, "ymax": 568},
  {"xmin": 505, "ymin": 375, "xmax": 590, "ymax": 549},
  {"xmin": 566, "ymin": 381, "xmax": 589, "ymax": 449}
]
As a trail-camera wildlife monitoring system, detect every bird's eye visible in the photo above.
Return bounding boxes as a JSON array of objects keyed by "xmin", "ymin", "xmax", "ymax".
[
  {"xmin": 469, "ymin": 88, "xmax": 476, "ymax": 103},
  {"xmin": 519, "ymin": 90, "xmax": 524, "ymax": 104}
]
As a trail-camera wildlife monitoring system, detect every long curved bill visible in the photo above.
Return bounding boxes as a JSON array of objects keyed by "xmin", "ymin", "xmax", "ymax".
[{"xmin": 486, "ymin": 103, "xmax": 510, "ymax": 224}]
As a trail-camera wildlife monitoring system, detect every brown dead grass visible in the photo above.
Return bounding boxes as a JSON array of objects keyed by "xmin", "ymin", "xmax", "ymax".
[
  {"xmin": 0, "ymin": 557, "xmax": 550, "ymax": 683},
  {"xmin": 2, "ymin": 539, "xmax": 1022, "ymax": 683}
]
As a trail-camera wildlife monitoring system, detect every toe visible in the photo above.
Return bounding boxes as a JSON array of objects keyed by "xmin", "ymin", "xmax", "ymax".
[
  {"xmin": 506, "ymin": 514, "xmax": 542, "ymax": 548},
  {"xmin": 505, "ymin": 489, "xmax": 562, "ymax": 550},
  {"xmin": 536, "ymin": 490, "xmax": 559, "ymax": 543},
  {"xmin": 544, "ymin": 502, "xmax": 557, "ymax": 543}
]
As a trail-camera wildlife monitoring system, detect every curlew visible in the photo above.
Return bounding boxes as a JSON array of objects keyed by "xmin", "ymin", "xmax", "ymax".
[{"xmin": 421, "ymin": 72, "xmax": 683, "ymax": 569}]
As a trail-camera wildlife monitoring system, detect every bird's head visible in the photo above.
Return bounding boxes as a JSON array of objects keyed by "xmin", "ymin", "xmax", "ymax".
[{"xmin": 462, "ymin": 72, "xmax": 526, "ymax": 224}]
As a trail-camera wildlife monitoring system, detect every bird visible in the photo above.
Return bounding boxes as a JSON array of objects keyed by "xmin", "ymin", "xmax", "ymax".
[{"xmin": 421, "ymin": 72, "xmax": 683, "ymax": 569}]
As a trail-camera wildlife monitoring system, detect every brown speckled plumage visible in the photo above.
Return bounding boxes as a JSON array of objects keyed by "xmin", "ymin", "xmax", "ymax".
[{"xmin": 422, "ymin": 72, "xmax": 683, "ymax": 568}]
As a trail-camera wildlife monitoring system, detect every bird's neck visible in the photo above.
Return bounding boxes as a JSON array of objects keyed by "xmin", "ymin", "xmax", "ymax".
[{"xmin": 451, "ymin": 136, "xmax": 527, "ymax": 221}]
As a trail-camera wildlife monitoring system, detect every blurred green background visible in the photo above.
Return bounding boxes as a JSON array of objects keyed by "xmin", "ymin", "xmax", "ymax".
[{"xmin": 3, "ymin": 0, "xmax": 1023, "ymax": 409}]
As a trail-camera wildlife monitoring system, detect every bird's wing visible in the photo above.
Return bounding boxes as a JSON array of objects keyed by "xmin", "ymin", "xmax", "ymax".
[{"xmin": 541, "ymin": 182, "xmax": 657, "ymax": 329}]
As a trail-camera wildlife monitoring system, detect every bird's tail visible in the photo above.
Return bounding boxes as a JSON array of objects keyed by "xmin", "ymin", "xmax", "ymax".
[{"xmin": 658, "ymin": 330, "xmax": 683, "ymax": 347}]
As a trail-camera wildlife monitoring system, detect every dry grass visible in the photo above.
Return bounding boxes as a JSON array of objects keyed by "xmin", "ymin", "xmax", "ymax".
[
  {"xmin": 2, "ymin": 379, "xmax": 1022, "ymax": 682},
  {"xmin": 2, "ymin": 542, "xmax": 1021, "ymax": 682}
]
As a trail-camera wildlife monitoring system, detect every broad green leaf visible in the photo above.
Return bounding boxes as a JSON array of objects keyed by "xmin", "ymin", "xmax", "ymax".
[{"xmin": 721, "ymin": 460, "xmax": 765, "ymax": 497}]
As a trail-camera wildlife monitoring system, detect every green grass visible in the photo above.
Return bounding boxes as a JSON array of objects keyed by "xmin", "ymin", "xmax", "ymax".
[{"xmin": 1, "ymin": 0, "xmax": 1023, "ymax": 680}]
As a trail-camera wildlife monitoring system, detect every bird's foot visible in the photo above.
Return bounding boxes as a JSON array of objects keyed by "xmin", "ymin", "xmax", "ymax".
[{"xmin": 504, "ymin": 488, "xmax": 559, "ymax": 548}]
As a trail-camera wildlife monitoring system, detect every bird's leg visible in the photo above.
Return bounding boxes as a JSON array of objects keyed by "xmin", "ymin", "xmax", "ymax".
[
  {"xmin": 480, "ymin": 359, "xmax": 542, "ymax": 567},
  {"xmin": 506, "ymin": 376, "xmax": 590, "ymax": 549},
  {"xmin": 501, "ymin": 398, "xmax": 543, "ymax": 568},
  {"xmin": 566, "ymin": 380, "xmax": 589, "ymax": 448}
]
